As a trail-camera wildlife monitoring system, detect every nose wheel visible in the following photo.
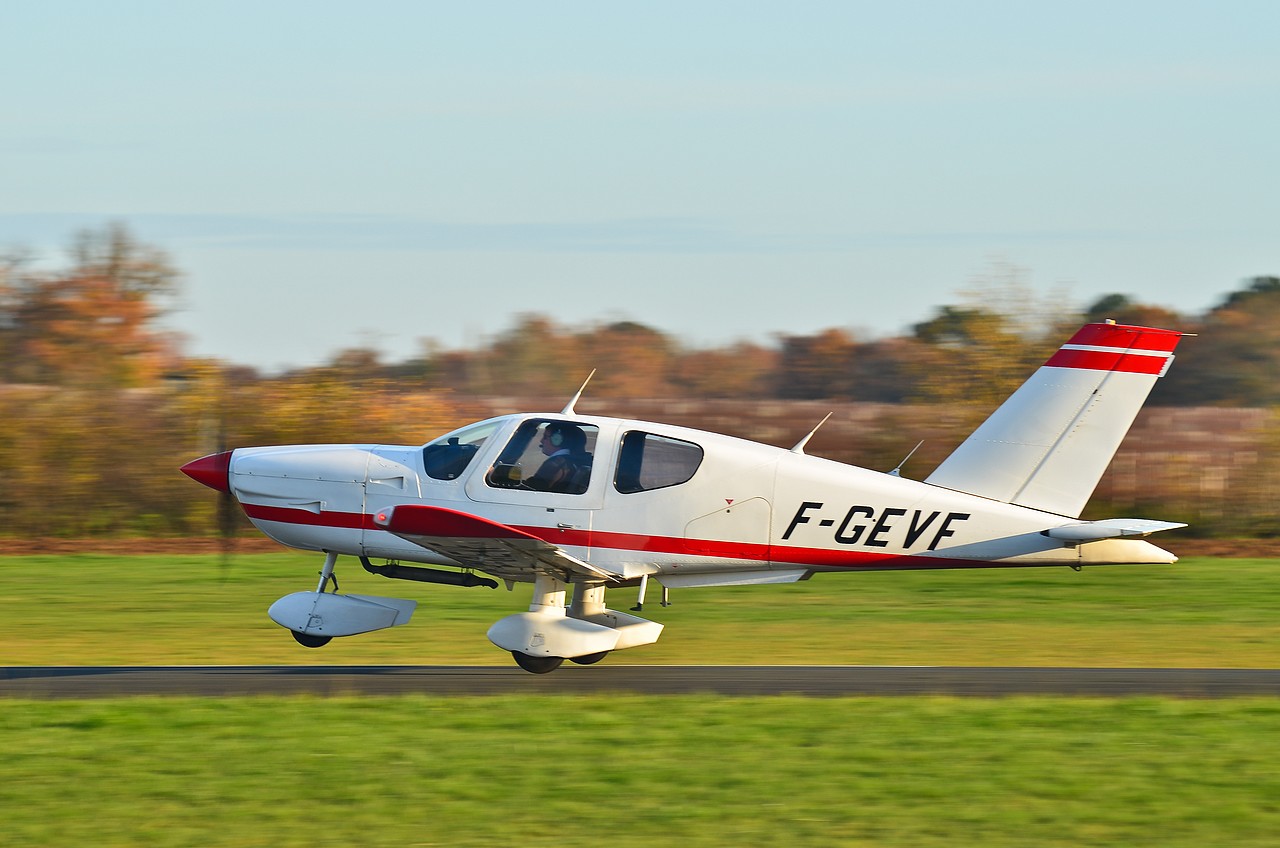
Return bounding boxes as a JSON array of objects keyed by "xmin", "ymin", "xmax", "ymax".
[{"xmin": 291, "ymin": 630, "xmax": 332, "ymax": 648}]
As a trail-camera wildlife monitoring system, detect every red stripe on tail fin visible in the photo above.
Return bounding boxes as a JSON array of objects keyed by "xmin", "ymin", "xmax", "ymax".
[
  {"xmin": 1063, "ymin": 323, "xmax": 1181, "ymax": 352},
  {"xmin": 1044, "ymin": 349, "xmax": 1171, "ymax": 375},
  {"xmin": 924, "ymin": 322, "xmax": 1185, "ymax": 517}
]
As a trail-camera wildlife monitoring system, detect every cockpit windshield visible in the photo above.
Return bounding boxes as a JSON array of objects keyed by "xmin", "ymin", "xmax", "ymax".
[{"xmin": 421, "ymin": 419, "xmax": 502, "ymax": 481}]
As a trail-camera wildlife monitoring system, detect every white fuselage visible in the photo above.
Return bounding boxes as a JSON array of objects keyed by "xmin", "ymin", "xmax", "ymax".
[{"xmin": 228, "ymin": 411, "xmax": 1174, "ymax": 588}]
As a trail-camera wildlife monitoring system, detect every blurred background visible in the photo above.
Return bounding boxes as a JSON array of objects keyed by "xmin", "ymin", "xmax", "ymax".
[
  {"xmin": 0, "ymin": 223, "xmax": 1276, "ymax": 541},
  {"xmin": 3, "ymin": 3, "xmax": 1278, "ymax": 542}
]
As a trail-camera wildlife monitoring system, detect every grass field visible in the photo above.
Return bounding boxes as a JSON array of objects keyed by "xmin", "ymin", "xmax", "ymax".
[
  {"xmin": 1, "ymin": 552, "xmax": 1278, "ymax": 667},
  {"xmin": 2, "ymin": 695, "xmax": 1279, "ymax": 847},
  {"xmin": 3, "ymin": 553, "xmax": 1279, "ymax": 847}
]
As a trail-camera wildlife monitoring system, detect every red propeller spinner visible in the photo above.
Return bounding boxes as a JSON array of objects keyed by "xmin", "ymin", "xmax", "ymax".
[{"xmin": 180, "ymin": 450, "xmax": 233, "ymax": 493}]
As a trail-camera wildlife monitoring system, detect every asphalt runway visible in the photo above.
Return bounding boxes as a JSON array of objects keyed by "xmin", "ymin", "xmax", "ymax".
[{"xmin": 3, "ymin": 665, "xmax": 1279, "ymax": 698}]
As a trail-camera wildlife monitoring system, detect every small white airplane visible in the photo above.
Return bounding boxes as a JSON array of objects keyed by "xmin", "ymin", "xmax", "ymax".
[{"xmin": 183, "ymin": 321, "xmax": 1187, "ymax": 673}]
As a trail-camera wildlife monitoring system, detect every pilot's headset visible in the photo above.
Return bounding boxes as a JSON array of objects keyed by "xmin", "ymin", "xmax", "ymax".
[
  {"xmin": 544, "ymin": 423, "xmax": 567, "ymax": 449},
  {"xmin": 545, "ymin": 423, "xmax": 582, "ymax": 451}
]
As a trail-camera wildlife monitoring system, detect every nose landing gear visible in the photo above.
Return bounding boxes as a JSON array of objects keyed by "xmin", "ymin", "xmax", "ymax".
[
  {"xmin": 269, "ymin": 552, "xmax": 418, "ymax": 647},
  {"xmin": 291, "ymin": 630, "xmax": 332, "ymax": 648}
]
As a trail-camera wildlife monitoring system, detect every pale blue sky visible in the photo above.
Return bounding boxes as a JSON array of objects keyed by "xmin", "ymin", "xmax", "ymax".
[{"xmin": 3, "ymin": 1, "xmax": 1278, "ymax": 370}]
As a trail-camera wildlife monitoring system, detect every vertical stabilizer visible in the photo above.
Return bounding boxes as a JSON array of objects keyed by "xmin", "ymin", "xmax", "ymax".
[{"xmin": 924, "ymin": 322, "xmax": 1183, "ymax": 517}]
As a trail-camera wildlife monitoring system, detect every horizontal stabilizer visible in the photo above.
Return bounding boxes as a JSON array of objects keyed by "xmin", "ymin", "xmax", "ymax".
[{"xmin": 1043, "ymin": 518, "xmax": 1188, "ymax": 543}]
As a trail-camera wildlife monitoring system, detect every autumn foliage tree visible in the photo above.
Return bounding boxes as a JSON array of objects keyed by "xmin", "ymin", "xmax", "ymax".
[
  {"xmin": 1, "ymin": 223, "xmax": 180, "ymax": 387},
  {"xmin": 1161, "ymin": 277, "xmax": 1280, "ymax": 406}
]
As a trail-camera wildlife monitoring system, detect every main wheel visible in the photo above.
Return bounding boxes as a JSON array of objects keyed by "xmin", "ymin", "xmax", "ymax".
[
  {"xmin": 291, "ymin": 630, "xmax": 332, "ymax": 648},
  {"xmin": 512, "ymin": 652, "xmax": 564, "ymax": 674},
  {"xmin": 569, "ymin": 651, "xmax": 609, "ymax": 666}
]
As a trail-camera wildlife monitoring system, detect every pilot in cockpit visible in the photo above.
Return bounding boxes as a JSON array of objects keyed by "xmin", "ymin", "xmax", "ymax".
[{"xmin": 526, "ymin": 422, "xmax": 590, "ymax": 493}]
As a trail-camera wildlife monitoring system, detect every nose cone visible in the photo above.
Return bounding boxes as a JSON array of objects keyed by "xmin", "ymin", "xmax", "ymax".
[{"xmin": 181, "ymin": 450, "xmax": 233, "ymax": 493}]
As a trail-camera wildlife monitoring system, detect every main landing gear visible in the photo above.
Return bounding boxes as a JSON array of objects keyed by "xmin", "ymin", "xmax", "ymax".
[
  {"xmin": 509, "ymin": 647, "xmax": 608, "ymax": 674},
  {"xmin": 512, "ymin": 652, "xmax": 565, "ymax": 674},
  {"xmin": 487, "ymin": 574, "xmax": 665, "ymax": 674}
]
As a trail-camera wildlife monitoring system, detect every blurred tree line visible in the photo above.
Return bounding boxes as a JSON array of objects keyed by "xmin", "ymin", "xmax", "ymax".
[
  {"xmin": 1, "ymin": 225, "xmax": 1277, "ymax": 537},
  {"xmin": 363, "ymin": 274, "xmax": 1280, "ymax": 410}
]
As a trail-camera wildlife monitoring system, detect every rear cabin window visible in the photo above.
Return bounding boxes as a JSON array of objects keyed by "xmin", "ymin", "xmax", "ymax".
[
  {"xmin": 614, "ymin": 431, "xmax": 703, "ymax": 493},
  {"xmin": 422, "ymin": 420, "xmax": 501, "ymax": 481}
]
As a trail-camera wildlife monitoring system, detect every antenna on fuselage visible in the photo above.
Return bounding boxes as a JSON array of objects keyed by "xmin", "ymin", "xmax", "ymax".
[
  {"xmin": 790, "ymin": 412, "xmax": 833, "ymax": 454},
  {"xmin": 888, "ymin": 440, "xmax": 924, "ymax": 477},
  {"xmin": 561, "ymin": 369, "xmax": 597, "ymax": 415}
]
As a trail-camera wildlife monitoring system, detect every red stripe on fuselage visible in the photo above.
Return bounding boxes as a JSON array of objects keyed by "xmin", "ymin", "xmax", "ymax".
[
  {"xmin": 242, "ymin": 504, "xmax": 996, "ymax": 570},
  {"xmin": 242, "ymin": 503, "xmax": 378, "ymax": 530},
  {"xmin": 576, "ymin": 527, "xmax": 771, "ymax": 561}
]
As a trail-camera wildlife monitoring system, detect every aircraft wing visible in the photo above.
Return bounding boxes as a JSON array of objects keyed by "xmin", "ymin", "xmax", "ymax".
[
  {"xmin": 1043, "ymin": 518, "xmax": 1187, "ymax": 543},
  {"xmin": 373, "ymin": 504, "xmax": 618, "ymax": 582}
]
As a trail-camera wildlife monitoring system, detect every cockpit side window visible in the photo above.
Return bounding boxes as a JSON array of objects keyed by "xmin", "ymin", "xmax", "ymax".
[
  {"xmin": 614, "ymin": 431, "xmax": 703, "ymax": 493},
  {"xmin": 422, "ymin": 420, "xmax": 501, "ymax": 481},
  {"xmin": 485, "ymin": 419, "xmax": 598, "ymax": 495}
]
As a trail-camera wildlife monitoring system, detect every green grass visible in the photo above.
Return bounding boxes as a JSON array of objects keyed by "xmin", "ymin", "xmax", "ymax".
[
  {"xmin": 1, "ymin": 553, "xmax": 1278, "ymax": 666},
  {"xmin": 3, "ymin": 695, "xmax": 1279, "ymax": 847},
  {"xmin": 3, "ymin": 554, "xmax": 1280, "ymax": 846}
]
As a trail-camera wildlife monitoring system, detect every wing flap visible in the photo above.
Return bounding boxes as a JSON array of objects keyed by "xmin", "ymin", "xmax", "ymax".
[{"xmin": 373, "ymin": 504, "xmax": 616, "ymax": 581}]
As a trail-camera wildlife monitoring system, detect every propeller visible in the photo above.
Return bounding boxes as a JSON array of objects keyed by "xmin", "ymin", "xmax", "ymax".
[
  {"xmin": 214, "ymin": 446, "xmax": 237, "ymax": 577},
  {"xmin": 179, "ymin": 445, "xmax": 237, "ymax": 578},
  {"xmin": 168, "ymin": 369, "xmax": 239, "ymax": 578}
]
